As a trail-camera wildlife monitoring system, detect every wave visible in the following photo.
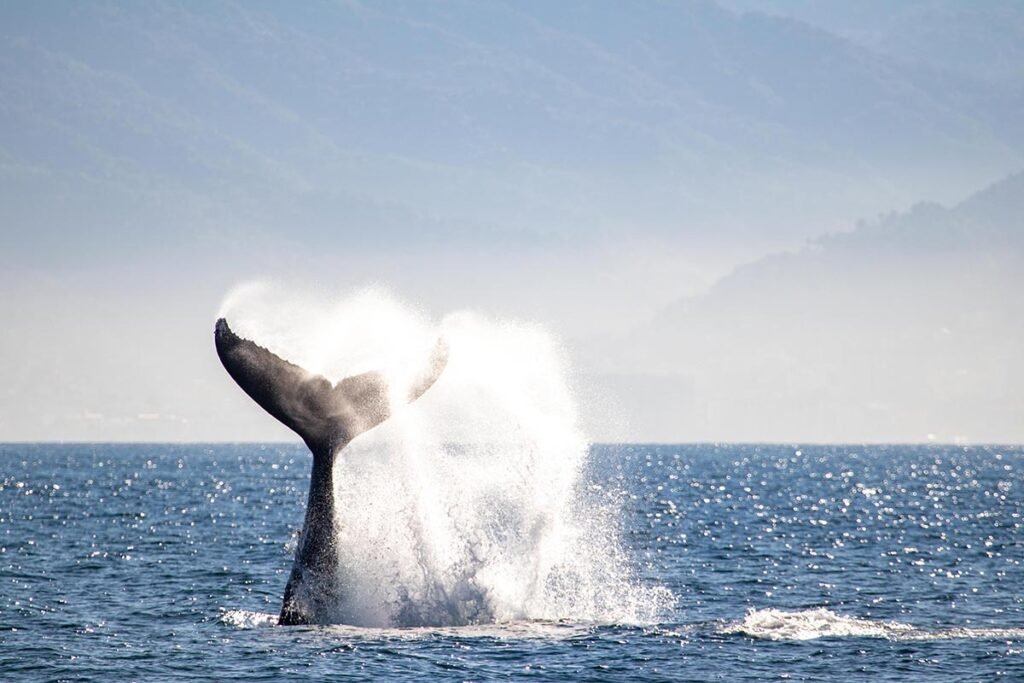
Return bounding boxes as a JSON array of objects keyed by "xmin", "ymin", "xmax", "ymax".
[
  {"xmin": 221, "ymin": 606, "xmax": 1024, "ymax": 646},
  {"xmin": 217, "ymin": 609, "xmax": 594, "ymax": 639},
  {"xmin": 726, "ymin": 608, "xmax": 1024, "ymax": 641}
]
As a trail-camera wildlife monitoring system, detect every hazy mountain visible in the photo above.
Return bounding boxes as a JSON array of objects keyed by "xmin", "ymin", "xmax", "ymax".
[
  {"xmin": 593, "ymin": 171, "xmax": 1024, "ymax": 443},
  {"xmin": 3, "ymin": 1, "xmax": 1022, "ymax": 441},
  {"xmin": 2, "ymin": 0, "xmax": 1021, "ymax": 272},
  {"xmin": 720, "ymin": 1, "xmax": 1024, "ymax": 84}
]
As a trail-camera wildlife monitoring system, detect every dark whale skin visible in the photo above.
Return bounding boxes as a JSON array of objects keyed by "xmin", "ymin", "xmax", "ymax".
[{"xmin": 214, "ymin": 318, "xmax": 447, "ymax": 625}]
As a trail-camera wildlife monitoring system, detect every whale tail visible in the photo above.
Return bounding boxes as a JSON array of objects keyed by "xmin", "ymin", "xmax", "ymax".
[{"xmin": 214, "ymin": 318, "xmax": 447, "ymax": 453}]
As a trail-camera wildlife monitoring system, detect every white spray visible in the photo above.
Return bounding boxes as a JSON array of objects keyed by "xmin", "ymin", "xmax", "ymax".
[{"xmin": 221, "ymin": 282, "xmax": 672, "ymax": 627}]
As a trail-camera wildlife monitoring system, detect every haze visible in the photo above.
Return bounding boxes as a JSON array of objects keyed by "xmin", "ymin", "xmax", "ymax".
[{"xmin": 1, "ymin": 1, "xmax": 1021, "ymax": 443}]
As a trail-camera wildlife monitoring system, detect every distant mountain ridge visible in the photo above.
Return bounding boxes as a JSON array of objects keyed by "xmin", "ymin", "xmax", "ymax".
[
  {"xmin": 648, "ymin": 169, "xmax": 1022, "ymax": 327},
  {"xmin": 593, "ymin": 170, "xmax": 1024, "ymax": 443},
  {"xmin": 804, "ymin": 168, "xmax": 1024, "ymax": 253},
  {"xmin": 3, "ymin": 1, "xmax": 1022, "ymax": 441},
  {"xmin": 720, "ymin": 1, "xmax": 1024, "ymax": 84},
  {"xmin": 2, "ymin": 0, "xmax": 1022, "ymax": 269}
]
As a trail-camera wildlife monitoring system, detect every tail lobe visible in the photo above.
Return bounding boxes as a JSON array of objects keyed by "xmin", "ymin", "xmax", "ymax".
[{"xmin": 214, "ymin": 318, "xmax": 446, "ymax": 452}]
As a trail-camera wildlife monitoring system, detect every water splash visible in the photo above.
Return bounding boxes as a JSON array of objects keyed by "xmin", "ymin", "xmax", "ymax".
[{"xmin": 220, "ymin": 283, "xmax": 673, "ymax": 627}]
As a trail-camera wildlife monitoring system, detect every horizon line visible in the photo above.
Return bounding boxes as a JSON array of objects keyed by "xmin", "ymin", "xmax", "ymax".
[{"xmin": 0, "ymin": 440, "xmax": 1020, "ymax": 448}]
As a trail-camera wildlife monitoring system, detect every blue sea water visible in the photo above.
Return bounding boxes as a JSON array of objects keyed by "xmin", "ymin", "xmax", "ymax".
[{"xmin": 1, "ymin": 442, "xmax": 1022, "ymax": 682}]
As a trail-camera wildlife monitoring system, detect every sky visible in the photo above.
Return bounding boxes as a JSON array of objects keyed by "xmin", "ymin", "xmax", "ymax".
[{"xmin": 1, "ymin": 1, "xmax": 1021, "ymax": 443}]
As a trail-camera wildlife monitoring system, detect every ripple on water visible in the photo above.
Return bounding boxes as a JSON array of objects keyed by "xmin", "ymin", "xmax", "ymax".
[{"xmin": 2, "ymin": 442, "xmax": 1023, "ymax": 682}]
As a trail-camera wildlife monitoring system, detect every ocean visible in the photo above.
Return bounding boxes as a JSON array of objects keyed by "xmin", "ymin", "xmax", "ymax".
[{"xmin": 1, "ymin": 442, "xmax": 1022, "ymax": 682}]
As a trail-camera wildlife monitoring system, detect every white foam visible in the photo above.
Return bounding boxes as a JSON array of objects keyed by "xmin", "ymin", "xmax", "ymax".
[
  {"xmin": 218, "ymin": 609, "xmax": 592, "ymax": 640},
  {"xmin": 220, "ymin": 284, "xmax": 673, "ymax": 628},
  {"xmin": 726, "ymin": 608, "xmax": 1024, "ymax": 641}
]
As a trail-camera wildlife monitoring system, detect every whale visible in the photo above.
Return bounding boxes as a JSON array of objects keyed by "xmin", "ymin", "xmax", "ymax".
[{"xmin": 214, "ymin": 317, "xmax": 448, "ymax": 625}]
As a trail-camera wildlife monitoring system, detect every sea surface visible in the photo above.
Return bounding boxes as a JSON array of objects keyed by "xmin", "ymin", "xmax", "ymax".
[{"xmin": 2, "ymin": 443, "xmax": 1022, "ymax": 682}]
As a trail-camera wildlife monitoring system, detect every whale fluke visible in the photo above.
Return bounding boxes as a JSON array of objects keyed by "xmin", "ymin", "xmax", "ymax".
[
  {"xmin": 214, "ymin": 317, "xmax": 448, "ymax": 624},
  {"xmin": 214, "ymin": 318, "xmax": 447, "ymax": 452}
]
